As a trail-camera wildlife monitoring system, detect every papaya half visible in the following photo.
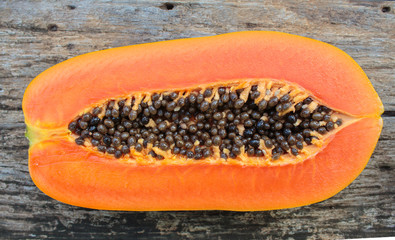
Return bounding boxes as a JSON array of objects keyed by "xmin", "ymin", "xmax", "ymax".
[{"xmin": 23, "ymin": 31, "xmax": 383, "ymax": 211}]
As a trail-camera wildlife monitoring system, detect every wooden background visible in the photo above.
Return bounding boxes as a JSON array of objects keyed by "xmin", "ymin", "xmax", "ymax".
[{"xmin": 0, "ymin": 0, "xmax": 394, "ymax": 239}]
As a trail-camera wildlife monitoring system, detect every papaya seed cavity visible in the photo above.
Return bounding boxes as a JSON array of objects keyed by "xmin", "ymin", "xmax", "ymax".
[{"xmin": 68, "ymin": 79, "xmax": 343, "ymax": 164}]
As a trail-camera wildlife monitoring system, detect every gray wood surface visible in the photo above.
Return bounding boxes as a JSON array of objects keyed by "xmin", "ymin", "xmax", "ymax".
[{"xmin": 1, "ymin": 0, "xmax": 394, "ymax": 239}]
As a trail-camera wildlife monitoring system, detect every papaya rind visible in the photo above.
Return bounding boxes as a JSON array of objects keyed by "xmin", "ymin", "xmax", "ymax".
[
  {"xmin": 29, "ymin": 117, "xmax": 382, "ymax": 211},
  {"xmin": 23, "ymin": 31, "xmax": 383, "ymax": 131}
]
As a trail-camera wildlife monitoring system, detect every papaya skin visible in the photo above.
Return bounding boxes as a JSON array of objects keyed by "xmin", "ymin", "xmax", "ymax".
[
  {"xmin": 29, "ymin": 117, "xmax": 382, "ymax": 211},
  {"xmin": 23, "ymin": 31, "xmax": 383, "ymax": 211},
  {"xmin": 23, "ymin": 31, "xmax": 383, "ymax": 130}
]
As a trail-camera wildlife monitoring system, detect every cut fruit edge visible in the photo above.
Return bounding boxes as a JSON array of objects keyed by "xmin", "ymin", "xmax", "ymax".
[
  {"xmin": 29, "ymin": 117, "xmax": 382, "ymax": 211},
  {"xmin": 23, "ymin": 31, "xmax": 384, "ymax": 131}
]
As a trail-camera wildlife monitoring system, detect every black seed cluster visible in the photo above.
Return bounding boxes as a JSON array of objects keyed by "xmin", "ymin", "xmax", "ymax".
[{"xmin": 68, "ymin": 85, "xmax": 342, "ymax": 160}]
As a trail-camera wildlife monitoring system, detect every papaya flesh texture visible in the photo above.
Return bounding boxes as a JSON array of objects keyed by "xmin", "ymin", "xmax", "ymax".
[{"xmin": 23, "ymin": 31, "xmax": 383, "ymax": 211}]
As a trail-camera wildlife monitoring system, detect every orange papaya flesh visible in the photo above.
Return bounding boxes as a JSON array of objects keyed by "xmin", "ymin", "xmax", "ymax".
[
  {"xmin": 29, "ymin": 117, "xmax": 382, "ymax": 211},
  {"xmin": 23, "ymin": 31, "xmax": 383, "ymax": 211}
]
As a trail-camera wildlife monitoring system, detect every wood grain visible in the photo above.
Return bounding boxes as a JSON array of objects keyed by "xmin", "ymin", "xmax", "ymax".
[{"xmin": 0, "ymin": 0, "xmax": 394, "ymax": 239}]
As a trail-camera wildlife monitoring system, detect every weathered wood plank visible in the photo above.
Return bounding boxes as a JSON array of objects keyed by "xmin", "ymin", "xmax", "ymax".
[
  {"xmin": 1, "ymin": 0, "xmax": 394, "ymax": 111},
  {"xmin": 0, "ymin": 118, "xmax": 394, "ymax": 239},
  {"xmin": 0, "ymin": 0, "xmax": 394, "ymax": 239}
]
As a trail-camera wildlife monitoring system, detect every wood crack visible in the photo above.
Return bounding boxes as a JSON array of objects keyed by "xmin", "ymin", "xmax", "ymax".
[{"xmin": 382, "ymin": 111, "xmax": 395, "ymax": 117}]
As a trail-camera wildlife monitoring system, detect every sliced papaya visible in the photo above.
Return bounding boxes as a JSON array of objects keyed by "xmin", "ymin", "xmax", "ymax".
[{"xmin": 23, "ymin": 31, "xmax": 383, "ymax": 211}]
